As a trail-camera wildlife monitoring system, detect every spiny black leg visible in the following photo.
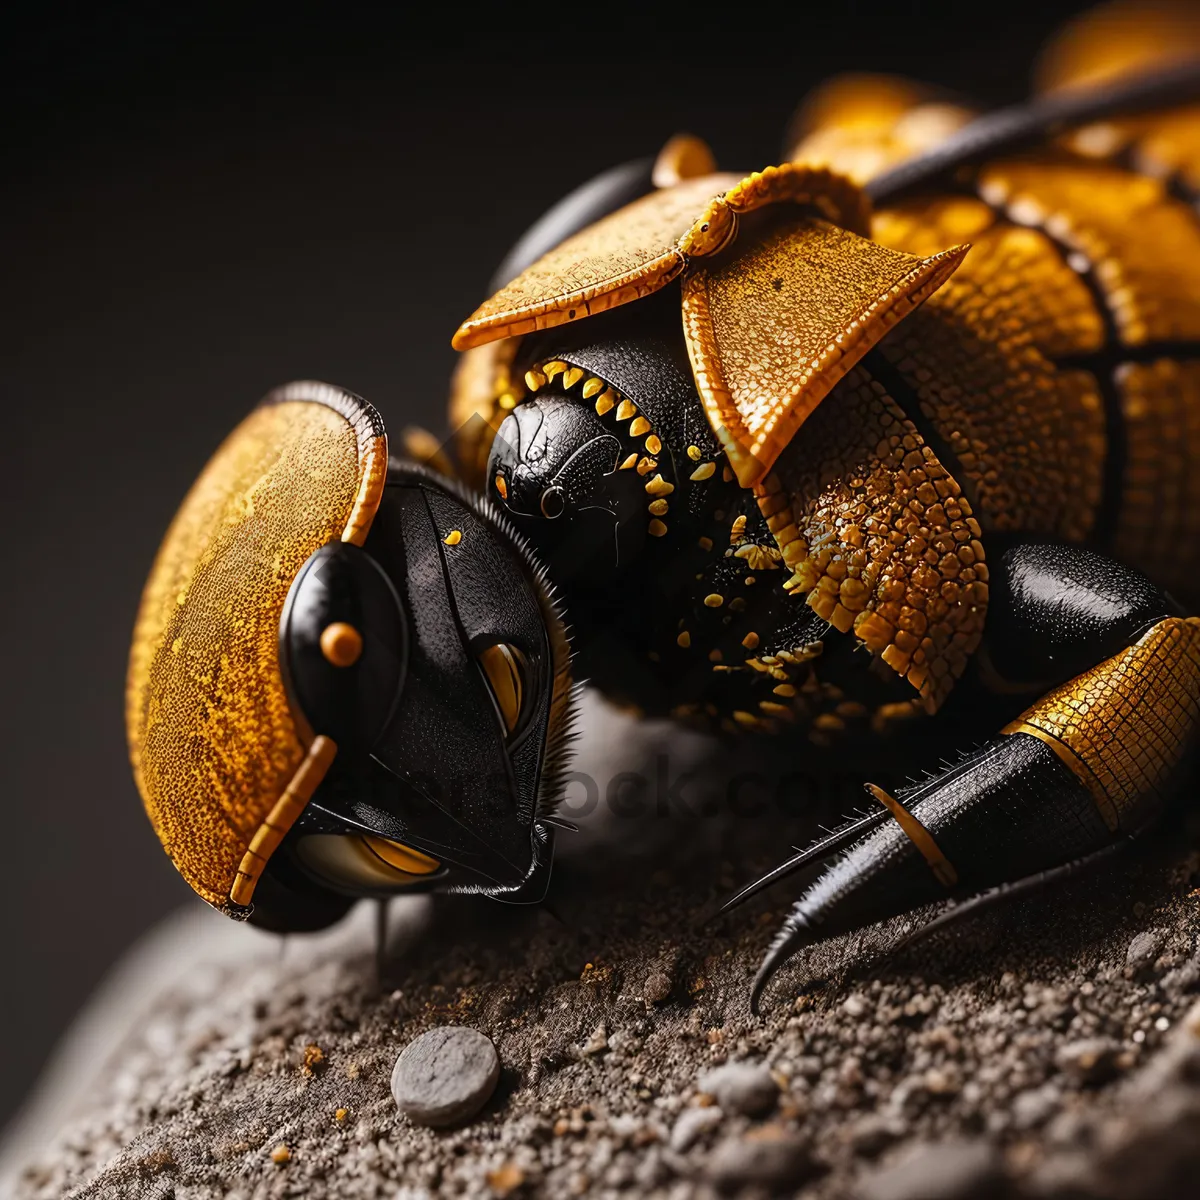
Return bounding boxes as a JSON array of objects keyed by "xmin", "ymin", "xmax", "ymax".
[
  {"xmin": 752, "ymin": 915, "xmax": 818, "ymax": 1016},
  {"xmin": 894, "ymin": 835, "xmax": 1137, "ymax": 953},
  {"xmin": 747, "ymin": 542, "xmax": 1200, "ymax": 1014},
  {"xmin": 750, "ymin": 733, "xmax": 1123, "ymax": 1014}
]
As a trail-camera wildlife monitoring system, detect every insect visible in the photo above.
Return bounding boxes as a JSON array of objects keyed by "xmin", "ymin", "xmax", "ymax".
[
  {"xmin": 125, "ymin": 382, "xmax": 578, "ymax": 932},
  {"xmin": 126, "ymin": 3, "xmax": 1200, "ymax": 1011},
  {"xmin": 446, "ymin": 1, "xmax": 1200, "ymax": 1011}
]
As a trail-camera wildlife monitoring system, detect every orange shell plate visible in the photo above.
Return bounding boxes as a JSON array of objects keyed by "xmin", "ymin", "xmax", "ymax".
[
  {"xmin": 452, "ymin": 173, "xmax": 741, "ymax": 350},
  {"xmin": 450, "ymin": 164, "xmax": 873, "ymax": 353},
  {"xmin": 125, "ymin": 383, "xmax": 386, "ymax": 910},
  {"xmin": 682, "ymin": 215, "xmax": 967, "ymax": 487}
]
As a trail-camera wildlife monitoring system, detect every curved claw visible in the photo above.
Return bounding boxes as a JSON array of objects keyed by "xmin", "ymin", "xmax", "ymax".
[
  {"xmin": 750, "ymin": 914, "xmax": 816, "ymax": 1016},
  {"xmin": 892, "ymin": 836, "xmax": 1134, "ymax": 955}
]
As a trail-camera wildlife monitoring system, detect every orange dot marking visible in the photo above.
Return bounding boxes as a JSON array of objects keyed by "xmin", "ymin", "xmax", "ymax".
[{"xmin": 320, "ymin": 622, "xmax": 363, "ymax": 667}]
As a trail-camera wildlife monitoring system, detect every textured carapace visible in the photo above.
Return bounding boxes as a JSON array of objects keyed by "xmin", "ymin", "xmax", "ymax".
[
  {"xmin": 128, "ymin": 0, "xmax": 1200, "ymax": 1003},
  {"xmin": 680, "ymin": 218, "xmax": 966, "ymax": 487},
  {"xmin": 126, "ymin": 384, "xmax": 386, "ymax": 911},
  {"xmin": 445, "ymin": 0, "xmax": 1200, "ymax": 1013},
  {"xmin": 453, "ymin": 164, "xmax": 961, "ymax": 489}
]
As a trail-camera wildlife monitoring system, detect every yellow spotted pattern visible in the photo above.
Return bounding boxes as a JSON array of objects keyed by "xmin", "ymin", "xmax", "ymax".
[{"xmin": 127, "ymin": 397, "xmax": 372, "ymax": 910}]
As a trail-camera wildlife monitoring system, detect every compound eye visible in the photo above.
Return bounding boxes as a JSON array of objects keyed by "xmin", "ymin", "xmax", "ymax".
[
  {"xmin": 494, "ymin": 472, "xmax": 508, "ymax": 500},
  {"xmin": 361, "ymin": 836, "xmax": 440, "ymax": 875},
  {"xmin": 539, "ymin": 486, "xmax": 566, "ymax": 519},
  {"xmin": 477, "ymin": 642, "xmax": 527, "ymax": 735},
  {"xmin": 296, "ymin": 834, "xmax": 441, "ymax": 891}
]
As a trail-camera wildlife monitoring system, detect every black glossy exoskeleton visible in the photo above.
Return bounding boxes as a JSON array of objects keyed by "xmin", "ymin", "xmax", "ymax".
[
  {"xmin": 446, "ymin": 7, "xmax": 1200, "ymax": 1009},
  {"xmin": 127, "ymin": 384, "xmax": 576, "ymax": 936},
  {"xmin": 128, "ymin": 5, "xmax": 1200, "ymax": 1013}
]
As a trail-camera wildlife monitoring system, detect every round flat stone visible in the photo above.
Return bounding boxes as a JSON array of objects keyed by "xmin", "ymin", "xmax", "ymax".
[{"xmin": 391, "ymin": 1027, "xmax": 501, "ymax": 1128}]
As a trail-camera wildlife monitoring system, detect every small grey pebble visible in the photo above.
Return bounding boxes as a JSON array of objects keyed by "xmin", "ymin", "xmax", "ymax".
[
  {"xmin": 857, "ymin": 1138, "xmax": 1005, "ymax": 1200},
  {"xmin": 1126, "ymin": 930, "xmax": 1164, "ymax": 973},
  {"xmin": 698, "ymin": 1060, "xmax": 778, "ymax": 1116},
  {"xmin": 643, "ymin": 972, "xmax": 672, "ymax": 1005},
  {"xmin": 707, "ymin": 1131, "xmax": 815, "ymax": 1193},
  {"xmin": 669, "ymin": 1105, "xmax": 724, "ymax": 1152},
  {"xmin": 843, "ymin": 992, "xmax": 869, "ymax": 1018},
  {"xmin": 1056, "ymin": 1037, "xmax": 1122, "ymax": 1085},
  {"xmin": 391, "ymin": 1027, "xmax": 500, "ymax": 1128}
]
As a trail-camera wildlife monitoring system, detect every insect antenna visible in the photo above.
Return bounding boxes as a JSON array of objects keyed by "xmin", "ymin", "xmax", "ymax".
[
  {"xmin": 708, "ymin": 807, "xmax": 891, "ymax": 923},
  {"xmin": 869, "ymin": 59, "xmax": 1200, "ymax": 202}
]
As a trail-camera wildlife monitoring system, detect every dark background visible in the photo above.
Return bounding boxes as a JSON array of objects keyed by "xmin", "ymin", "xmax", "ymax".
[{"xmin": 1, "ymin": 0, "xmax": 1094, "ymax": 1130}]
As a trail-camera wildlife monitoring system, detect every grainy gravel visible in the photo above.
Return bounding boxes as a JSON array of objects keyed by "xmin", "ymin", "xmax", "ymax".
[{"xmin": 3, "ymin": 697, "xmax": 1198, "ymax": 1199}]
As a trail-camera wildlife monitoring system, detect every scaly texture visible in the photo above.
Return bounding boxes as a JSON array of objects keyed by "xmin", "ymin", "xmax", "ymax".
[
  {"xmin": 870, "ymin": 195, "xmax": 997, "ymax": 259},
  {"xmin": 877, "ymin": 226, "xmax": 1108, "ymax": 542},
  {"xmin": 721, "ymin": 164, "xmax": 872, "ymax": 234},
  {"xmin": 126, "ymin": 398, "xmax": 366, "ymax": 909},
  {"xmin": 681, "ymin": 216, "xmax": 966, "ymax": 488},
  {"xmin": 452, "ymin": 164, "xmax": 871, "ymax": 354},
  {"xmin": 1006, "ymin": 616, "xmax": 1200, "ymax": 831},
  {"xmin": 771, "ymin": 367, "xmax": 988, "ymax": 713},
  {"xmin": 978, "ymin": 156, "xmax": 1200, "ymax": 347},
  {"xmin": 1113, "ymin": 360, "xmax": 1200, "ymax": 597},
  {"xmin": 875, "ymin": 207, "xmax": 1106, "ymax": 361},
  {"xmin": 451, "ymin": 174, "xmax": 740, "ymax": 350}
]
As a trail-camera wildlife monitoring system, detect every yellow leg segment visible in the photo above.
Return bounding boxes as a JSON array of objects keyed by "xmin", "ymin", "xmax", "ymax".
[{"xmin": 1003, "ymin": 617, "xmax": 1200, "ymax": 832}]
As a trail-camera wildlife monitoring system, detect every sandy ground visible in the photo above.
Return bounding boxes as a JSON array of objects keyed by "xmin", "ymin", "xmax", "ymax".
[{"xmin": 3, "ymin": 697, "xmax": 1198, "ymax": 1199}]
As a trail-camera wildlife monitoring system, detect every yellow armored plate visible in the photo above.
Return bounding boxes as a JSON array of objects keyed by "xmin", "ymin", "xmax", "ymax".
[
  {"xmin": 681, "ymin": 214, "xmax": 968, "ymax": 488},
  {"xmin": 784, "ymin": 73, "xmax": 975, "ymax": 186},
  {"xmin": 768, "ymin": 366, "xmax": 989, "ymax": 714},
  {"xmin": 1034, "ymin": 0, "xmax": 1200, "ymax": 93},
  {"xmin": 451, "ymin": 164, "xmax": 871, "ymax": 351},
  {"xmin": 126, "ymin": 382, "xmax": 387, "ymax": 912}
]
